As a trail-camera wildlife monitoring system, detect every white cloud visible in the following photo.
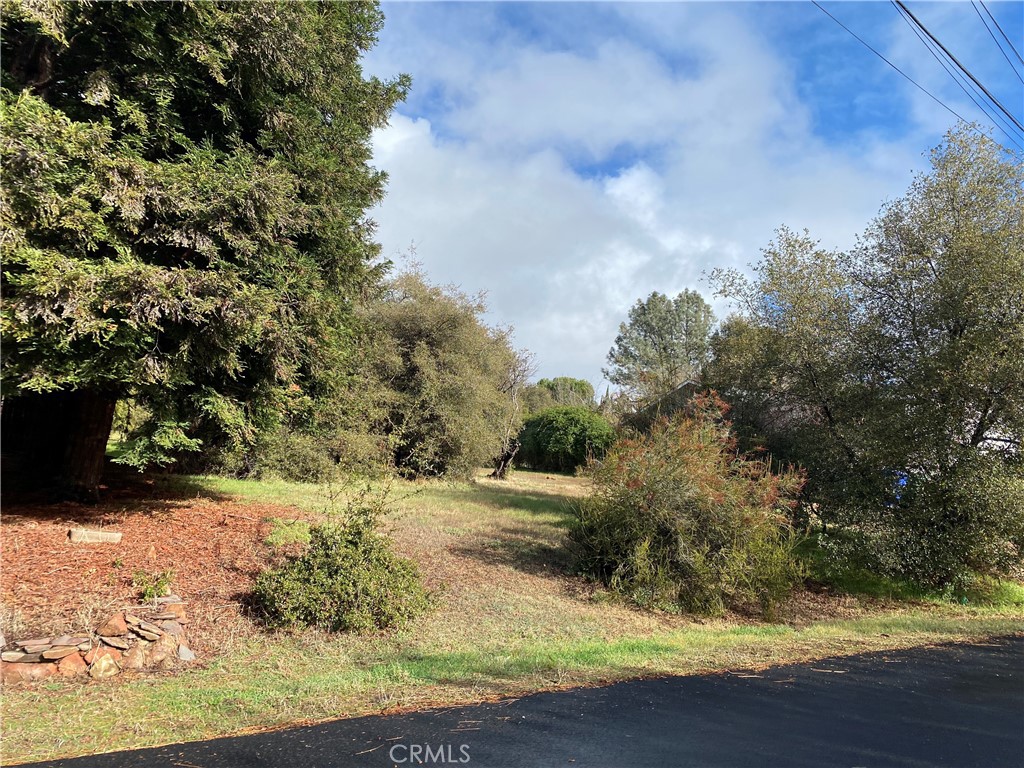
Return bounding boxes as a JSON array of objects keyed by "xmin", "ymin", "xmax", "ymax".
[{"xmin": 365, "ymin": 3, "xmax": 957, "ymax": 389}]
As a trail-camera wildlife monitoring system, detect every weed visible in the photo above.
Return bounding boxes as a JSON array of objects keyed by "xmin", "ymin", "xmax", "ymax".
[{"xmin": 132, "ymin": 569, "xmax": 174, "ymax": 601}]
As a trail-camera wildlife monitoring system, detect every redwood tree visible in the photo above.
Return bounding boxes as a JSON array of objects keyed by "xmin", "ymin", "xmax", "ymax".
[{"xmin": 1, "ymin": 1, "xmax": 408, "ymax": 495}]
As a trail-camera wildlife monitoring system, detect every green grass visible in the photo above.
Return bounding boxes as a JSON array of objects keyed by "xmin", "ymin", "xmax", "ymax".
[
  {"xmin": 264, "ymin": 518, "xmax": 311, "ymax": 548},
  {"xmin": 798, "ymin": 536, "xmax": 1024, "ymax": 608},
  {"xmin": 2, "ymin": 469, "xmax": 1021, "ymax": 764},
  {"xmin": 5, "ymin": 612, "xmax": 1021, "ymax": 764}
]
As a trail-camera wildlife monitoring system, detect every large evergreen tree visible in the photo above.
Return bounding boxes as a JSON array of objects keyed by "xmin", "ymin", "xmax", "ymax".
[
  {"xmin": 1, "ymin": 1, "xmax": 408, "ymax": 494},
  {"xmin": 603, "ymin": 289, "xmax": 714, "ymax": 402}
]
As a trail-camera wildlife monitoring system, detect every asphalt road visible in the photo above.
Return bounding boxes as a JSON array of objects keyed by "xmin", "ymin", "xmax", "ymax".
[{"xmin": 23, "ymin": 636, "xmax": 1024, "ymax": 768}]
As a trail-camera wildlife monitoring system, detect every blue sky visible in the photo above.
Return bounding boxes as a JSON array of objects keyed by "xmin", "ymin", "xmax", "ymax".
[{"xmin": 363, "ymin": 1, "xmax": 1024, "ymax": 390}]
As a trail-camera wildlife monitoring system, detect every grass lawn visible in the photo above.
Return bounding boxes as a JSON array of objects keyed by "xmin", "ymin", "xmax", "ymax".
[{"xmin": 2, "ymin": 470, "xmax": 1022, "ymax": 764}]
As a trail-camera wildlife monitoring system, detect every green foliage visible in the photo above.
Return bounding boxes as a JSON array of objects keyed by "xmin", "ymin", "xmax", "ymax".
[
  {"xmin": 255, "ymin": 428, "xmax": 344, "ymax": 484},
  {"xmin": 822, "ymin": 456, "xmax": 1024, "ymax": 590},
  {"xmin": 1, "ymin": 2, "xmax": 408, "ymax": 474},
  {"xmin": 522, "ymin": 377, "xmax": 595, "ymax": 414},
  {"xmin": 252, "ymin": 508, "xmax": 429, "ymax": 633},
  {"xmin": 710, "ymin": 126, "xmax": 1024, "ymax": 589},
  {"xmin": 516, "ymin": 406, "xmax": 615, "ymax": 473},
  {"xmin": 604, "ymin": 290, "xmax": 714, "ymax": 402},
  {"xmin": 364, "ymin": 268, "xmax": 525, "ymax": 478},
  {"xmin": 801, "ymin": 534, "xmax": 1024, "ymax": 607},
  {"xmin": 132, "ymin": 569, "xmax": 174, "ymax": 602},
  {"xmin": 570, "ymin": 396, "xmax": 805, "ymax": 617}
]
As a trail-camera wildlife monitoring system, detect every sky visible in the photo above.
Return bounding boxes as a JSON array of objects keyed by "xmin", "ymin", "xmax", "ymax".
[{"xmin": 362, "ymin": 1, "xmax": 1024, "ymax": 391}]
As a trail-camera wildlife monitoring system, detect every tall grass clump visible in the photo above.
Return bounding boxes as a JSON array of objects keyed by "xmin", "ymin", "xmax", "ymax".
[{"xmin": 570, "ymin": 394, "xmax": 805, "ymax": 617}]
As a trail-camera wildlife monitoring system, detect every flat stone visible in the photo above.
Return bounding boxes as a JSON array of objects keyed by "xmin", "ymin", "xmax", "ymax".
[
  {"xmin": 124, "ymin": 614, "xmax": 142, "ymax": 626},
  {"xmin": 77, "ymin": 641, "xmax": 92, "ymax": 651},
  {"xmin": 177, "ymin": 645, "xmax": 196, "ymax": 662},
  {"xmin": 15, "ymin": 637, "xmax": 51, "ymax": 648},
  {"xmin": 96, "ymin": 613, "xmax": 128, "ymax": 637},
  {"xmin": 159, "ymin": 620, "xmax": 183, "ymax": 637},
  {"xmin": 51, "ymin": 635, "xmax": 89, "ymax": 647},
  {"xmin": 68, "ymin": 527, "xmax": 122, "ymax": 544},
  {"xmin": 1, "ymin": 651, "xmax": 41, "ymax": 663},
  {"xmin": 155, "ymin": 595, "xmax": 183, "ymax": 604},
  {"xmin": 41, "ymin": 646, "xmax": 80, "ymax": 660},
  {"xmin": 57, "ymin": 653, "xmax": 88, "ymax": 678},
  {"xmin": 150, "ymin": 612, "xmax": 181, "ymax": 621},
  {"xmin": 2, "ymin": 661, "xmax": 58, "ymax": 685},
  {"xmin": 156, "ymin": 602, "xmax": 187, "ymax": 621},
  {"xmin": 121, "ymin": 642, "xmax": 148, "ymax": 670},
  {"xmin": 132, "ymin": 628, "xmax": 160, "ymax": 642},
  {"xmin": 99, "ymin": 636, "xmax": 131, "ymax": 650},
  {"xmin": 21, "ymin": 644, "xmax": 51, "ymax": 654},
  {"xmin": 88, "ymin": 654, "xmax": 120, "ymax": 679},
  {"xmin": 137, "ymin": 620, "xmax": 163, "ymax": 634}
]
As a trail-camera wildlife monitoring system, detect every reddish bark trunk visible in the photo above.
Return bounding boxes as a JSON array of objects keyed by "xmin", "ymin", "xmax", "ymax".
[{"xmin": 1, "ymin": 390, "xmax": 117, "ymax": 498}]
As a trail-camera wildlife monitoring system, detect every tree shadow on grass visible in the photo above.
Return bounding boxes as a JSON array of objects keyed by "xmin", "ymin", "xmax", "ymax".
[
  {"xmin": 451, "ymin": 524, "xmax": 573, "ymax": 578},
  {"xmin": 0, "ymin": 466, "xmax": 234, "ymax": 520},
  {"xmin": 449, "ymin": 484, "xmax": 579, "ymax": 525}
]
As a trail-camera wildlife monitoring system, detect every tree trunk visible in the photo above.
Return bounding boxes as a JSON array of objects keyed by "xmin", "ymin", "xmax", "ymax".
[
  {"xmin": 489, "ymin": 438, "xmax": 520, "ymax": 480},
  {"xmin": 1, "ymin": 390, "xmax": 117, "ymax": 499}
]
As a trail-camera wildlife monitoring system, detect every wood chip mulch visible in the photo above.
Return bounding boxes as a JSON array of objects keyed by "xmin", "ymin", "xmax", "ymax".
[{"xmin": 1, "ymin": 484, "xmax": 305, "ymax": 656}]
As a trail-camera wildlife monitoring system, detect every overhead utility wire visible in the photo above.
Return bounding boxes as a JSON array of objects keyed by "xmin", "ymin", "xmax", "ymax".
[
  {"xmin": 894, "ymin": 0, "xmax": 1024, "ymax": 134},
  {"xmin": 891, "ymin": 1, "xmax": 1024, "ymax": 149},
  {"xmin": 971, "ymin": 1, "xmax": 1024, "ymax": 84},
  {"xmin": 890, "ymin": 2, "xmax": 1024, "ymax": 149},
  {"xmin": 809, "ymin": 1, "xmax": 975, "ymax": 130},
  {"xmin": 979, "ymin": 0, "xmax": 1024, "ymax": 67}
]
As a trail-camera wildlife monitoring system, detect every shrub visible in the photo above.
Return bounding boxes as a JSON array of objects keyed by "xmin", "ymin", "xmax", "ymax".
[
  {"xmin": 258, "ymin": 428, "xmax": 341, "ymax": 483},
  {"xmin": 821, "ymin": 454, "xmax": 1024, "ymax": 591},
  {"xmin": 252, "ymin": 507, "xmax": 429, "ymax": 632},
  {"xmin": 516, "ymin": 406, "xmax": 615, "ymax": 472},
  {"xmin": 569, "ymin": 395, "xmax": 805, "ymax": 617}
]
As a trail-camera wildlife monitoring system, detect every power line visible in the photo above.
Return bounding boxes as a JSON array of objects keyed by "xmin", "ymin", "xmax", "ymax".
[
  {"xmin": 810, "ymin": 1, "xmax": 1021, "ymax": 152},
  {"xmin": 971, "ymin": 0, "xmax": 1024, "ymax": 85},
  {"xmin": 894, "ymin": 1, "xmax": 1024, "ymax": 134},
  {"xmin": 810, "ymin": 2, "xmax": 974, "ymax": 128},
  {"xmin": 891, "ymin": 2, "xmax": 1024, "ymax": 149},
  {"xmin": 979, "ymin": 0, "xmax": 1024, "ymax": 67},
  {"xmin": 891, "ymin": 1, "xmax": 1024, "ymax": 149}
]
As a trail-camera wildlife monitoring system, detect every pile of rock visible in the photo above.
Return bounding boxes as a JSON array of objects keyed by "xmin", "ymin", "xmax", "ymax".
[{"xmin": 1, "ymin": 596, "xmax": 196, "ymax": 685}]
